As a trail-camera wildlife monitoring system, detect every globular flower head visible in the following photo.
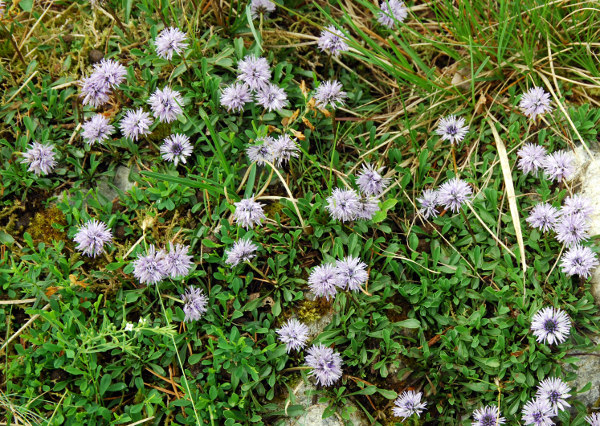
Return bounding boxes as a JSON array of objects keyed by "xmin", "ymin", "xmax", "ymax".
[
  {"xmin": 234, "ymin": 197, "xmax": 266, "ymax": 229},
  {"xmin": 120, "ymin": 108, "xmax": 153, "ymax": 141},
  {"xmin": 250, "ymin": 0, "xmax": 276, "ymax": 19},
  {"xmin": 520, "ymin": 86, "xmax": 553, "ymax": 120},
  {"xmin": 326, "ymin": 188, "xmax": 361, "ymax": 222},
  {"xmin": 220, "ymin": 82, "xmax": 252, "ymax": 113},
  {"xmin": 472, "ymin": 405, "xmax": 505, "ymax": 426},
  {"xmin": 246, "ymin": 136, "xmax": 275, "ymax": 166},
  {"xmin": 555, "ymin": 213, "xmax": 590, "ymax": 247},
  {"xmin": 356, "ymin": 164, "xmax": 389, "ymax": 197},
  {"xmin": 304, "ymin": 344, "xmax": 343, "ymax": 387},
  {"xmin": 93, "ymin": 58, "xmax": 127, "ymax": 88},
  {"xmin": 318, "ymin": 25, "xmax": 349, "ymax": 57},
  {"xmin": 21, "ymin": 142, "xmax": 57, "ymax": 176},
  {"xmin": 517, "ymin": 143, "xmax": 547, "ymax": 175},
  {"xmin": 162, "ymin": 243, "xmax": 193, "ymax": 279},
  {"xmin": 436, "ymin": 115, "xmax": 469, "ymax": 145},
  {"xmin": 392, "ymin": 391, "xmax": 427, "ymax": 420},
  {"xmin": 314, "ymin": 80, "xmax": 347, "ymax": 109},
  {"xmin": 355, "ymin": 197, "xmax": 380, "ymax": 221},
  {"xmin": 82, "ymin": 114, "xmax": 114, "ymax": 145},
  {"xmin": 526, "ymin": 203, "xmax": 560, "ymax": 233},
  {"xmin": 181, "ymin": 287, "xmax": 208, "ymax": 322},
  {"xmin": 79, "ymin": 74, "xmax": 111, "ymax": 107},
  {"xmin": 417, "ymin": 189, "xmax": 439, "ymax": 219},
  {"xmin": 378, "ymin": 0, "xmax": 408, "ymax": 28},
  {"xmin": 561, "ymin": 195, "xmax": 594, "ymax": 221},
  {"xmin": 335, "ymin": 256, "xmax": 368, "ymax": 291},
  {"xmin": 73, "ymin": 219, "xmax": 113, "ymax": 257},
  {"xmin": 436, "ymin": 178, "xmax": 472, "ymax": 213},
  {"xmin": 148, "ymin": 87, "xmax": 183, "ymax": 123},
  {"xmin": 521, "ymin": 398, "xmax": 555, "ymax": 426},
  {"xmin": 543, "ymin": 150, "xmax": 575, "ymax": 182},
  {"xmin": 308, "ymin": 263, "xmax": 342, "ymax": 300},
  {"xmin": 270, "ymin": 134, "xmax": 299, "ymax": 166},
  {"xmin": 237, "ymin": 55, "xmax": 271, "ymax": 91},
  {"xmin": 536, "ymin": 377, "xmax": 571, "ymax": 415},
  {"xmin": 560, "ymin": 245, "xmax": 599, "ymax": 279},
  {"xmin": 255, "ymin": 83, "xmax": 288, "ymax": 112},
  {"xmin": 225, "ymin": 238, "xmax": 258, "ymax": 267},
  {"xmin": 133, "ymin": 245, "xmax": 167, "ymax": 285},
  {"xmin": 154, "ymin": 27, "xmax": 189, "ymax": 60},
  {"xmin": 586, "ymin": 413, "xmax": 600, "ymax": 426},
  {"xmin": 530, "ymin": 306, "xmax": 571, "ymax": 345},
  {"xmin": 160, "ymin": 134, "xmax": 193, "ymax": 166},
  {"xmin": 276, "ymin": 319, "xmax": 309, "ymax": 353}
]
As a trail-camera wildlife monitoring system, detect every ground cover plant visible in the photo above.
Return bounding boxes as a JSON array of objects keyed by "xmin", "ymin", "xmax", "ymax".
[{"xmin": 2, "ymin": 0, "xmax": 600, "ymax": 424}]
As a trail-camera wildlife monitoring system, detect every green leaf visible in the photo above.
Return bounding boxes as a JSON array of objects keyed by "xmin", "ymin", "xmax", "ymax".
[{"xmin": 99, "ymin": 374, "xmax": 111, "ymax": 395}]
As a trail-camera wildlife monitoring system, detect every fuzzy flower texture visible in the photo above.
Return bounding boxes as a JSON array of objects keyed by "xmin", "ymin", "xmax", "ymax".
[
  {"xmin": 160, "ymin": 134, "xmax": 193, "ymax": 166},
  {"xmin": 276, "ymin": 319, "xmax": 309, "ymax": 353},
  {"xmin": 234, "ymin": 197, "xmax": 266, "ymax": 229},
  {"xmin": 74, "ymin": 219, "xmax": 113, "ymax": 257},
  {"xmin": 250, "ymin": 0, "xmax": 275, "ymax": 19},
  {"xmin": 148, "ymin": 87, "xmax": 183, "ymax": 123},
  {"xmin": 377, "ymin": 0, "xmax": 408, "ymax": 28},
  {"xmin": 519, "ymin": 86, "xmax": 553, "ymax": 120},
  {"xmin": 225, "ymin": 238, "xmax": 259, "ymax": 267},
  {"xmin": 132, "ymin": 244, "xmax": 193, "ymax": 284},
  {"xmin": 436, "ymin": 115, "xmax": 469, "ymax": 145},
  {"xmin": 392, "ymin": 391, "xmax": 427, "ymax": 421},
  {"xmin": 304, "ymin": 344, "xmax": 343, "ymax": 387},
  {"xmin": 21, "ymin": 142, "xmax": 57, "ymax": 176},
  {"xmin": 181, "ymin": 287, "xmax": 208, "ymax": 322},
  {"xmin": 82, "ymin": 114, "xmax": 114, "ymax": 146},
  {"xmin": 472, "ymin": 405, "xmax": 505, "ymax": 426},
  {"xmin": 318, "ymin": 25, "xmax": 349, "ymax": 57},
  {"xmin": 120, "ymin": 108, "xmax": 153, "ymax": 141},
  {"xmin": 314, "ymin": 80, "xmax": 347, "ymax": 110},
  {"xmin": 79, "ymin": 58, "xmax": 127, "ymax": 108},
  {"xmin": 154, "ymin": 27, "xmax": 188, "ymax": 60},
  {"xmin": 521, "ymin": 398, "xmax": 554, "ymax": 426},
  {"xmin": 530, "ymin": 306, "xmax": 571, "ymax": 346}
]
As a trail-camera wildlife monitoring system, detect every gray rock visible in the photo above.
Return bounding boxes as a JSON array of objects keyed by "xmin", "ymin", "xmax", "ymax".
[{"xmin": 97, "ymin": 165, "xmax": 136, "ymax": 203}]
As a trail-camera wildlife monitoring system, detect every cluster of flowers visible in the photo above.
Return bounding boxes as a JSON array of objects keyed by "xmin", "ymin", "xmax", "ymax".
[
  {"xmin": 132, "ymin": 243, "xmax": 193, "ymax": 284},
  {"xmin": 517, "ymin": 143, "xmax": 575, "ymax": 183},
  {"xmin": 526, "ymin": 194, "xmax": 599, "ymax": 278},
  {"xmin": 220, "ymin": 55, "xmax": 287, "ymax": 113},
  {"xmin": 417, "ymin": 177, "xmax": 473, "ymax": 219},
  {"xmin": 308, "ymin": 256, "xmax": 369, "ymax": 299},
  {"xmin": 326, "ymin": 164, "xmax": 390, "ymax": 222}
]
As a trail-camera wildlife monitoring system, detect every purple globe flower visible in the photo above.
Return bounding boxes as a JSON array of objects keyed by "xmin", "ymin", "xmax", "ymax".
[
  {"xmin": 160, "ymin": 134, "xmax": 193, "ymax": 166},
  {"xmin": 304, "ymin": 344, "xmax": 343, "ymax": 387},
  {"xmin": 308, "ymin": 263, "xmax": 342, "ymax": 300},
  {"xmin": 276, "ymin": 319, "xmax": 309, "ymax": 353},
  {"xmin": 520, "ymin": 86, "xmax": 553, "ymax": 120},
  {"xmin": 250, "ymin": 0, "xmax": 276, "ymax": 19},
  {"xmin": 417, "ymin": 189, "xmax": 439, "ymax": 219},
  {"xmin": 314, "ymin": 80, "xmax": 347, "ymax": 109},
  {"xmin": 355, "ymin": 196, "xmax": 380, "ymax": 220},
  {"xmin": 21, "ymin": 142, "xmax": 57, "ymax": 176},
  {"xmin": 225, "ymin": 238, "xmax": 258, "ymax": 267},
  {"xmin": 392, "ymin": 391, "xmax": 427, "ymax": 420},
  {"xmin": 356, "ymin": 164, "xmax": 389, "ymax": 197},
  {"xmin": 120, "ymin": 108, "xmax": 153, "ymax": 141},
  {"xmin": 586, "ymin": 413, "xmax": 600, "ymax": 426},
  {"xmin": 517, "ymin": 143, "xmax": 547, "ymax": 175},
  {"xmin": 234, "ymin": 197, "xmax": 266, "ymax": 229},
  {"xmin": 543, "ymin": 150, "xmax": 575, "ymax": 182},
  {"xmin": 148, "ymin": 87, "xmax": 183, "ymax": 123},
  {"xmin": 326, "ymin": 188, "xmax": 361, "ymax": 222},
  {"xmin": 154, "ymin": 27, "xmax": 189, "ymax": 60},
  {"xmin": 472, "ymin": 405, "xmax": 505, "ymax": 426},
  {"xmin": 335, "ymin": 256, "xmax": 368, "ymax": 291},
  {"xmin": 181, "ymin": 287, "xmax": 208, "ymax": 322},
  {"xmin": 132, "ymin": 245, "xmax": 167, "ymax": 285},
  {"xmin": 526, "ymin": 203, "xmax": 560, "ymax": 233},
  {"xmin": 521, "ymin": 398, "xmax": 555, "ymax": 426},
  {"xmin": 377, "ymin": 0, "xmax": 408, "ymax": 28},
  {"xmin": 555, "ymin": 213, "xmax": 590, "ymax": 246},
  {"xmin": 220, "ymin": 82, "xmax": 252, "ymax": 113},
  {"xmin": 79, "ymin": 74, "xmax": 111, "ymax": 107},
  {"xmin": 436, "ymin": 178, "xmax": 472, "ymax": 213},
  {"xmin": 82, "ymin": 114, "xmax": 115, "ymax": 146},
  {"xmin": 560, "ymin": 245, "xmax": 599, "ymax": 278},
  {"xmin": 436, "ymin": 115, "xmax": 469, "ymax": 145},
  {"xmin": 270, "ymin": 134, "xmax": 299, "ymax": 166},
  {"xmin": 237, "ymin": 55, "xmax": 271, "ymax": 90},
  {"xmin": 246, "ymin": 136, "xmax": 275, "ymax": 166},
  {"xmin": 73, "ymin": 219, "xmax": 113, "ymax": 257},
  {"xmin": 318, "ymin": 25, "xmax": 349, "ymax": 56},
  {"xmin": 536, "ymin": 377, "xmax": 571, "ymax": 415},
  {"xmin": 162, "ymin": 243, "xmax": 193, "ymax": 279},
  {"xmin": 530, "ymin": 306, "xmax": 571, "ymax": 345},
  {"xmin": 561, "ymin": 195, "xmax": 593, "ymax": 220},
  {"xmin": 93, "ymin": 58, "xmax": 127, "ymax": 88},
  {"xmin": 255, "ymin": 83, "xmax": 288, "ymax": 112}
]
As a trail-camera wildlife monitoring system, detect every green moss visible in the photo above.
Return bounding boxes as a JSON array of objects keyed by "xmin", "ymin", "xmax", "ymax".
[
  {"xmin": 296, "ymin": 298, "xmax": 330, "ymax": 323},
  {"xmin": 26, "ymin": 206, "xmax": 68, "ymax": 244}
]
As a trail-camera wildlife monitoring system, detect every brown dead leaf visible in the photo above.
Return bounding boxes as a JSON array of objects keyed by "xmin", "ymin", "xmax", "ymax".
[
  {"xmin": 289, "ymin": 128, "xmax": 305, "ymax": 141},
  {"xmin": 281, "ymin": 109, "xmax": 300, "ymax": 127},
  {"xmin": 302, "ymin": 117, "xmax": 315, "ymax": 131}
]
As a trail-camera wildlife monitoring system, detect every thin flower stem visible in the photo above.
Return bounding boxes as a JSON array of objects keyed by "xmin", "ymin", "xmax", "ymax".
[
  {"xmin": 266, "ymin": 162, "xmax": 307, "ymax": 229},
  {"xmin": 460, "ymin": 209, "xmax": 477, "ymax": 245},
  {"xmin": 256, "ymin": 167, "xmax": 274, "ymax": 198},
  {"xmin": 451, "ymin": 146, "xmax": 458, "ymax": 175}
]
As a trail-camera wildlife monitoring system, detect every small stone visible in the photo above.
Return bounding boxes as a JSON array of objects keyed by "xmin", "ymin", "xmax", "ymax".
[{"xmin": 89, "ymin": 49, "xmax": 104, "ymax": 64}]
